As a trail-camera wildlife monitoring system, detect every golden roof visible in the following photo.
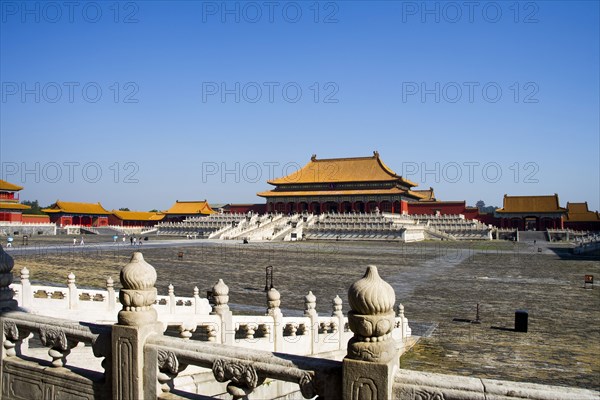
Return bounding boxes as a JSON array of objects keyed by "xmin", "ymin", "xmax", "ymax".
[
  {"xmin": 0, "ymin": 179, "xmax": 23, "ymax": 191},
  {"xmin": 0, "ymin": 202, "xmax": 31, "ymax": 210},
  {"xmin": 42, "ymin": 200, "xmax": 111, "ymax": 215},
  {"xmin": 565, "ymin": 202, "xmax": 600, "ymax": 222},
  {"xmin": 496, "ymin": 194, "xmax": 566, "ymax": 214},
  {"xmin": 267, "ymin": 152, "xmax": 417, "ymax": 187},
  {"xmin": 258, "ymin": 187, "xmax": 422, "ymax": 198},
  {"xmin": 112, "ymin": 210, "xmax": 165, "ymax": 221},
  {"xmin": 163, "ymin": 200, "xmax": 215, "ymax": 215}
]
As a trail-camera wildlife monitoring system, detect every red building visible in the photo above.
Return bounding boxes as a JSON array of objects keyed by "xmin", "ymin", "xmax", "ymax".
[
  {"xmin": 42, "ymin": 200, "xmax": 111, "ymax": 227},
  {"xmin": 162, "ymin": 200, "xmax": 215, "ymax": 221},
  {"xmin": 258, "ymin": 152, "xmax": 428, "ymax": 214},
  {"xmin": 563, "ymin": 202, "xmax": 600, "ymax": 231},
  {"xmin": 495, "ymin": 194, "xmax": 566, "ymax": 230},
  {"xmin": 109, "ymin": 210, "xmax": 165, "ymax": 227},
  {"xmin": 0, "ymin": 179, "xmax": 31, "ymax": 222}
]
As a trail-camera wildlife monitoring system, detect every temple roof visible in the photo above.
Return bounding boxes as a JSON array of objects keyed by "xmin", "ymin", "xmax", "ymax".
[
  {"xmin": 258, "ymin": 187, "xmax": 422, "ymax": 198},
  {"xmin": 163, "ymin": 200, "xmax": 215, "ymax": 215},
  {"xmin": 42, "ymin": 200, "xmax": 111, "ymax": 215},
  {"xmin": 412, "ymin": 187, "xmax": 436, "ymax": 201},
  {"xmin": 112, "ymin": 210, "xmax": 165, "ymax": 221},
  {"xmin": 267, "ymin": 152, "xmax": 417, "ymax": 187},
  {"xmin": 0, "ymin": 202, "xmax": 31, "ymax": 210},
  {"xmin": 565, "ymin": 202, "xmax": 600, "ymax": 222},
  {"xmin": 0, "ymin": 179, "xmax": 23, "ymax": 191},
  {"xmin": 496, "ymin": 194, "xmax": 566, "ymax": 214}
]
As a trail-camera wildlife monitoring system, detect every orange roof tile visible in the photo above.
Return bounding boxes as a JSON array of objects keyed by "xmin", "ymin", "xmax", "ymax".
[
  {"xmin": 258, "ymin": 187, "xmax": 422, "ymax": 198},
  {"xmin": 0, "ymin": 202, "xmax": 31, "ymax": 210},
  {"xmin": 163, "ymin": 200, "xmax": 215, "ymax": 215},
  {"xmin": 496, "ymin": 194, "xmax": 566, "ymax": 214},
  {"xmin": 42, "ymin": 200, "xmax": 111, "ymax": 215},
  {"xmin": 0, "ymin": 179, "xmax": 23, "ymax": 191},
  {"xmin": 112, "ymin": 210, "xmax": 165, "ymax": 221},
  {"xmin": 267, "ymin": 152, "xmax": 417, "ymax": 187},
  {"xmin": 565, "ymin": 202, "xmax": 600, "ymax": 222}
]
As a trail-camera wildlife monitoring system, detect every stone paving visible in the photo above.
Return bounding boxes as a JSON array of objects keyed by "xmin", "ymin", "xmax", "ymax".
[{"xmin": 8, "ymin": 238, "xmax": 600, "ymax": 390}]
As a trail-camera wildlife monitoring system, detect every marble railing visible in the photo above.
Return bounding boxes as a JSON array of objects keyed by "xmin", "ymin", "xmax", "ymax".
[
  {"xmin": 9, "ymin": 269, "xmax": 411, "ymax": 357},
  {"xmin": 1, "ymin": 247, "xmax": 598, "ymax": 400}
]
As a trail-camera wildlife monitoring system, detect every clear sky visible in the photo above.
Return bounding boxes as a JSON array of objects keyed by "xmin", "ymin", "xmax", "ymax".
[{"xmin": 1, "ymin": 1, "xmax": 598, "ymax": 211}]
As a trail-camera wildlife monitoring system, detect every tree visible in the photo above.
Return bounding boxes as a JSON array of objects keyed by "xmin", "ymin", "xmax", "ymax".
[
  {"xmin": 476, "ymin": 200, "xmax": 485, "ymax": 211},
  {"xmin": 119, "ymin": 207, "xmax": 130, "ymax": 211},
  {"xmin": 148, "ymin": 209, "xmax": 158, "ymax": 212},
  {"xmin": 21, "ymin": 200, "xmax": 45, "ymax": 215}
]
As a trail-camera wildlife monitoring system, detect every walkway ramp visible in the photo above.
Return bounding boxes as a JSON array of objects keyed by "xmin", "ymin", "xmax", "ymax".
[{"xmin": 518, "ymin": 231, "xmax": 548, "ymax": 243}]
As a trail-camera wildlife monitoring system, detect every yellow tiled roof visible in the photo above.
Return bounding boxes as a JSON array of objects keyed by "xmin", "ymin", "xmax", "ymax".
[
  {"xmin": 267, "ymin": 152, "xmax": 417, "ymax": 187},
  {"xmin": 496, "ymin": 194, "xmax": 566, "ymax": 214},
  {"xmin": 112, "ymin": 210, "xmax": 165, "ymax": 221},
  {"xmin": 565, "ymin": 202, "xmax": 600, "ymax": 222},
  {"xmin": 0, "ymin": 179, "xmax": 23, "ymax": 191},
  {"xmin": 42, "ymin": 200, "xmax": 111, "ymax": 215},
  {"xmin": 163, "ymin": 200, "xmax": 215, "ymax": 215},
  {"xmin": 0, "ymin": 202, "xmax": 31, "ymax": 210},
  {"xmin": 258, "ymin": 187, "xmax": 422, "ymax": 198}
]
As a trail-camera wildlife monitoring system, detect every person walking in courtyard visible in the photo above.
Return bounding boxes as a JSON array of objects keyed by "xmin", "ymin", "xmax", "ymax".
[
  {"xmin": 6, "ymin": 237, "xmax": 13, "ymax": 248},
  {"xmin": 73, "ymin": 237, "xmax": 77, "ymax": 246},
  {"xmin": 80, "ymin": 236, "xmax": 85, "ymax": 246},
  {"xmin": 130, "ymin": 236, "xmax": 134, "ymax": 245}
]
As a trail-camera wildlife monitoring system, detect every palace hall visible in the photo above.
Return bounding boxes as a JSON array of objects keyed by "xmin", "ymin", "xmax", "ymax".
[{"xmin": 257, "ymin": 152, "xmax": 433, "ymax": 214}]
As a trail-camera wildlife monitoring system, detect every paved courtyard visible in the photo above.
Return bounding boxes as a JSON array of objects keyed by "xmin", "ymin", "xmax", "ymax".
[{"xmin": 7, "ymin": 237, "xmax": 600, "ymax": 390}]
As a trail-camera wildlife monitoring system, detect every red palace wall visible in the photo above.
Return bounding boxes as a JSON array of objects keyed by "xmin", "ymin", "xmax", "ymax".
[
  {"xmin": 228, "ymin": 204, "xmax": 267, "ymax": 214},
  {"xmin": 564, "ymin": 221, "xmax": 600, "ymax": 231},
  {"xmin": 0, "ymin": 212, "xmax": 22, "ymax": 222},
  {"xmin": 407, "ymin": 202, "xmax": 470, "ymax": 216},
  {"xmin": 21, "ymin": 214, "xmax": 50, "ymax": 223}
]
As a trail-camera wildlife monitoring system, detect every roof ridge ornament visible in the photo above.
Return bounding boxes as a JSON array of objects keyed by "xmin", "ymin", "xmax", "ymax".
[
  {"xmin": 311, "ymin": 154, "xmax": 317, "ymax": 161},
  {"xmin": 373, "ymin": 150, "xmax": 379, "ymax": 158}
]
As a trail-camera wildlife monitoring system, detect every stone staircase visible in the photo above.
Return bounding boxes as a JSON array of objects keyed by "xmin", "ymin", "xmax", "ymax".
[{"xmin": 518, "ymin": 231, "xmax": 548, "ymax": 243}]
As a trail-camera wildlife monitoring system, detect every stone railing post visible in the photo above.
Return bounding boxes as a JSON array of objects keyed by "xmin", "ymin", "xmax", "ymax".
[
  {"xmin": 168, "ymin": 284, "xmax": 175, "ymax": 314},
  {"xmin": 0, "ymin": 245, "xmax": 18, "ymax": 395},
  {"xmin": 193, "ymin": 286, "xmax": 201, "ymax": 314},
  {"xmin": 344, "ymin": 265, "xmax": 398, "ymax": 400},
  {"xmin": 20, "ymin": 267, "xmax": 32, "ymax": 309},
  {"xmin": 304, "ymin": 291, "xmax": 318, "ymax": 354},
  {"xmin": 266, "ymin": 288, "xmax": 283, "ymax": 352},
  {"xmin": 211, "ymin": 279, "xmax": 233, "ymax": 345},
  {"xmin": 332, "ymin": 295, "xmax": 345, "ymax": 350},
  {"xmin": 67, "ymin": 272, "xmax": 77, "ymax": 310},
  {"xmin": 0, "ymin": 245, "xmax": 17, "ymax": 312},
  {"xmin": 112, "ymin": 252, "xmax": 163, "ymax": 400},
  {"xmin": 106, "ymin": 276, "xmax": 116, "ymax": 311}
]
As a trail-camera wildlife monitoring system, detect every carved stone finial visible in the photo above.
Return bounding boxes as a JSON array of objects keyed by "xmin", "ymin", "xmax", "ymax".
[
  {"xmin": 20, "ymin": 267, "xmax": 29, "ymax": 281},
  {"xmin": 0, "ymin": 245, "xmax": 17, "ymax": 310},
  {"xmin": 266, "ymin": 288, "xmax": 281, "ymax": 317},
  {"xmin": 332, "ymin": 295, "xmax": 343, "ymax": 318},
  {"xmin": 212, "ymin": 279, "xmax": 229, "ymax": 313},
  {"xmin": 193, "ymin": 286, "xmax": 199, "ymax": 296},
  {"xmin": 304, "ymin": 291, "xmax": 316, "ymax": 317},
  {"xmin": 106, "ymin": 276, "xmax": 114, "ymax": 289},
  {"xmin": 168, "ymin": 284, "xmax": 174, "ymax": 295},
  {"xmin": 118, "ymin": 252, "xmax": 158, "ymax": 326},
  {"xmin": 397, "ymin": 304, "xmax": 405, "ymax": 318},
  {"xmin": 67, "ymin": 272, "xmax": 76, "ymax": 285},
  {"xmin": 346, "ymin": 265, "xmax": 397, "ymax": 363}
]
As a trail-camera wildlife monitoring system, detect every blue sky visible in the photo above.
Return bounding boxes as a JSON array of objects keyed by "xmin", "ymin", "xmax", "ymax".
[{"xmin": 1, "ymin": 1, "xmax": 598, "ymax": 211}]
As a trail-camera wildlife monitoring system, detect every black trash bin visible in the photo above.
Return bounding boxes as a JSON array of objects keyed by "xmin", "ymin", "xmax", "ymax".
[{"xmin": 515, "ymin": 310, "xmax": 528, "ymax": 332}]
